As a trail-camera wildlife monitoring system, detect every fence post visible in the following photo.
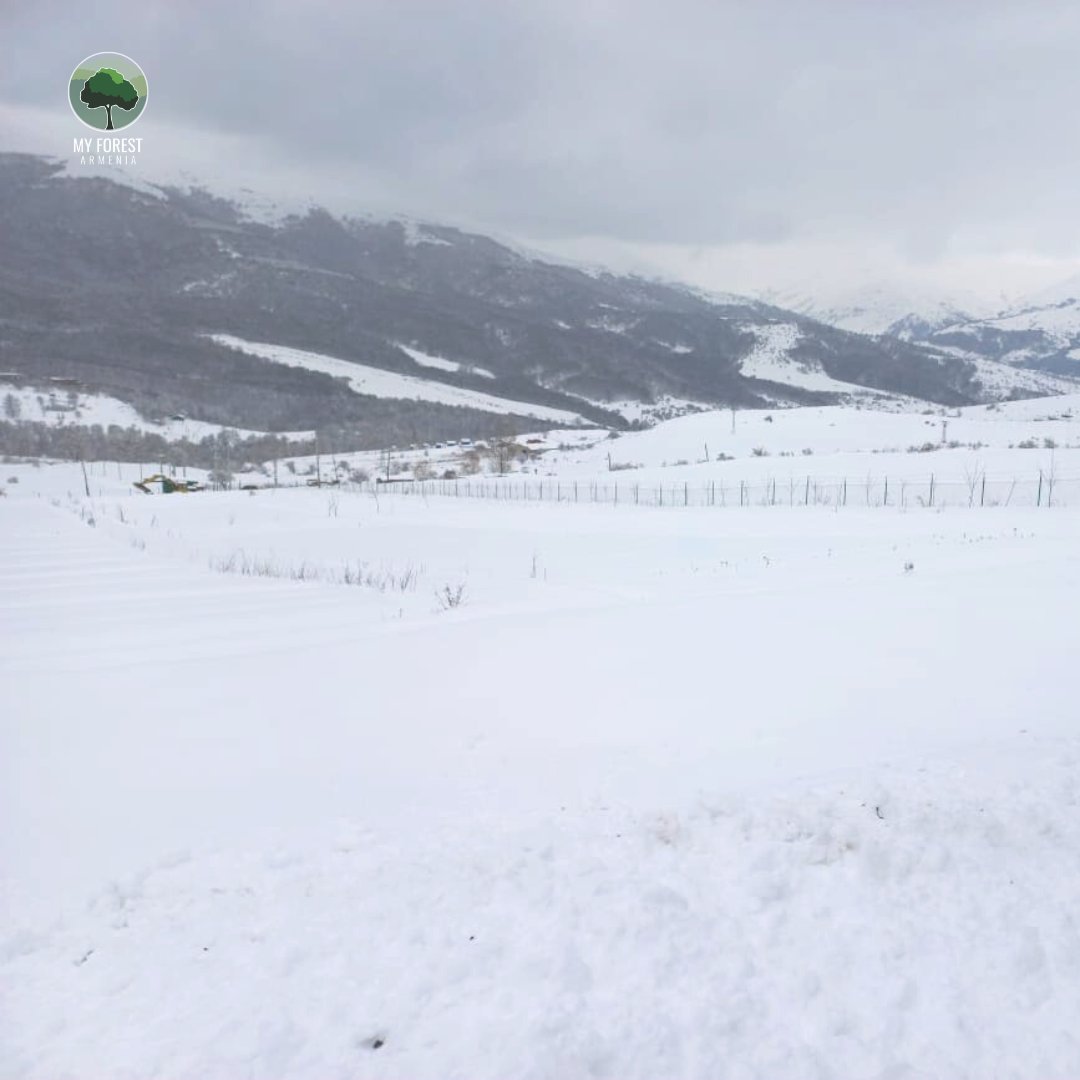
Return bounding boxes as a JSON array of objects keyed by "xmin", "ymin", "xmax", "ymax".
[
  {"xmin": 883, "ymin": 477, "xmax": 888, "ymax": 506},
  {"xmin": 634, "ymin": 483, "xmax": 639, "ymax": 505},
  {"xmin": 684, "ymin": 481, "xmax": 688, "ymax": 506},
  {"xmin": 1037, "ymin": 471, "xmax": 1042, "ymax": 507},
  {"xmin": 659, "ymin": 485, "xmax": 663, "ymax": 507},
  {"xmin": 980, "ymin": 476, "xmax": 985, "ymax": 507},
  {"xmin": 710, "ymin": 481, "xmax": 715, "ymax": 506},
  {"xmin": 929, "ymin": 474, "xmax": 935, "ymax": 507},
  {"xmin": 574, "ymin": 481, "xmax": 578, "ymax": 503},
  {"xmin": 740, "ymin": 480, "xmax": 745, "ymax": 507},
  {"xmin": 614, "ymin": 482, "xmax": 618, "ymax": 506},
  {"xmin": 842, "ymin": 478, "xmax": 847, "ymax": 506}
]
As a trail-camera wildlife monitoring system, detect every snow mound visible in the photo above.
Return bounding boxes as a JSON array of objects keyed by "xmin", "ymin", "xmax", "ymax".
[{"xmin": 5, "ymin": 741, "xmax": 1080, "ymax": 1079}]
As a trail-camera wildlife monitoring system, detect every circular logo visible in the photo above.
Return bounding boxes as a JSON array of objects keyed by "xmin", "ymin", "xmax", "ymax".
[{"xmin": 68, "ymin": 52, "xmax": 148, "ymax": 131}]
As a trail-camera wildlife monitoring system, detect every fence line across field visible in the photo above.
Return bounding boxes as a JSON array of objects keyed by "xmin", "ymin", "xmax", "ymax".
[{"xmin": 368, "ymin": 472, "xmax": 1080, "ymax": 509}]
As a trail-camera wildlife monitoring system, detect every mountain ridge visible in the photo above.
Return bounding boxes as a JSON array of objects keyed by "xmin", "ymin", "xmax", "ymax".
[{"xmin": 0, "ymin": 153, "xmax": 1042, "ymax": 450}]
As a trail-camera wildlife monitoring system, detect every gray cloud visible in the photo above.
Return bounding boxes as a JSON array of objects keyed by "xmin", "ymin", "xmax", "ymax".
[{"xmin": 6, "ymin": 0, "xmax": 1080, "ymax": 295}]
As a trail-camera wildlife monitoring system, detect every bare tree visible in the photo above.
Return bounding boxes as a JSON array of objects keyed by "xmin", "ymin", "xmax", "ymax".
[{"xmin": 964, "ymin": 461, "xmax": 984, "ymax": 508}]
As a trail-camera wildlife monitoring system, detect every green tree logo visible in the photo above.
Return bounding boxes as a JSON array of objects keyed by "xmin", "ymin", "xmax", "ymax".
[{"xmin": 68, "ymin": 53, "xmax": 148, "ymax": 131}]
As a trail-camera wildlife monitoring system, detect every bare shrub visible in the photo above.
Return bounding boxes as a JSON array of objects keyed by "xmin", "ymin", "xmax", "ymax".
[
  {"xmin": 211, "ymin": 550, "xmax": 420, "ymax": 592},
  {"xmin": 436, "ymin": 583, "xmax": 467, "ymax": 611}
]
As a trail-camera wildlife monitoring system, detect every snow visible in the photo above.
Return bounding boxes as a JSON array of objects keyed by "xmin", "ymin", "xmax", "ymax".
[
  {"xmin": 1019, "ymin": 271, "xmax": 1080, "ymax": 311},
  {"xmin": 397, "ymin": 343, "xmax": 495, "ymax": 379},
  {"xmin": 738, "ymin": 322, "xmax": 870, "ymax": 395},
  {"xmin": 0, "ymin": 381, "xmax": 311, "ymax": 442},
  {"xmin": 538, "ymin": 395, "xmax": 1080, "ymax": 484},
  {"xmin": 578, "ymin": 395, "xmax": 709, "ymax": 424},
  {"xmin": 210, "ymin": 335, "xmax": 586, "ymax": 425},
  {"xmin": 968, "ymin": 298, "xmax": 1080, "ymax": 348},
  {"xmin": 964, "ymin": 355, "xmax": 1080, "ymax": 396},
  {"xmin": 399, "ymin": 219, "xmax": 453, "ymax": 247},
  {"xmin": 3, "ymin": 397, "xmax": 1080, "ymax": 1077},
  {"xmin": 760, "ymin": 281, "xmax": 989, "ymax": 336}
]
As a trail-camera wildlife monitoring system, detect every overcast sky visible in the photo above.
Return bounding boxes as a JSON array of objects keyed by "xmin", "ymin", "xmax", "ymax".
[{"xmin": 5, "ymin": 0, "xmax": 1080, "ymax": 305}]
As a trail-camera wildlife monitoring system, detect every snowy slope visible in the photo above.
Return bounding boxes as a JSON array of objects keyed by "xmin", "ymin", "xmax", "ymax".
[
  {"xmin": 397, "ymin": 343, "xmax": 496, "ymax": 380},
  {"xmin": 738, "ymin": 322, "xmax": 872, "ymax": 394},
  {"xmin": 963, "ymin": 356, "xmax": 1080, "ymax": 395},
  {"xmin": 0, "ymin": 381, "xmax": 312, "ymax": 442},
  {"xmin": 211, "ymin": 335, "xmax": 586, "ymax": 425}
]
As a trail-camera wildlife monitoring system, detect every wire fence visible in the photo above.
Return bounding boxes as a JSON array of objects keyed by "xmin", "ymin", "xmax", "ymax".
[{"xmin": 368, "ymin": 472, "xmax": 1080, "ymax": 509}]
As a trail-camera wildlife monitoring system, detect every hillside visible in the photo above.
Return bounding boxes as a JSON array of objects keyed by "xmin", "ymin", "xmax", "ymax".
[{"xmin": 0, "ymin": 153, "xmax": 996, "ymax": 455}]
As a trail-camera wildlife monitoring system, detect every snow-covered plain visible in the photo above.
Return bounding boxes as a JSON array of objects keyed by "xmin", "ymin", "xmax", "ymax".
[
  {"xmin": 277, "ymin": 394, "xmax": 1080, "ymax": 509},
  {"xmin": 3, "ymin": 399, "xmax": 1080, "ymax": 1078}
]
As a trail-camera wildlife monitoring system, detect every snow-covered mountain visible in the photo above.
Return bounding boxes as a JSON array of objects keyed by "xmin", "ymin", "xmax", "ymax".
[
  {"xmin": 763, "ymin": 273, "xmax": 1080, "ymax": 387},
  {"xmin": 1, "ymin": 153, "xmax": 1069, "ymax": 460},
  {"xmin": 759, "ymin": 281, "xmax": 991, "ymax": 338},
  {"xmin": 910, "ymin": 274, "xmax": 1080, "ymax": 376}
]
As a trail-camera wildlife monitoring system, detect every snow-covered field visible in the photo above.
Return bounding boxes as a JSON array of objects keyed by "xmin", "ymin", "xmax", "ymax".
[
  {"xmin": 271, "ymin": 394, "xmax": 1080, "ymax": 509},
  {"xmin": 3, "ymin": 398, "xmax": 1080, "ymax": 1078}
]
